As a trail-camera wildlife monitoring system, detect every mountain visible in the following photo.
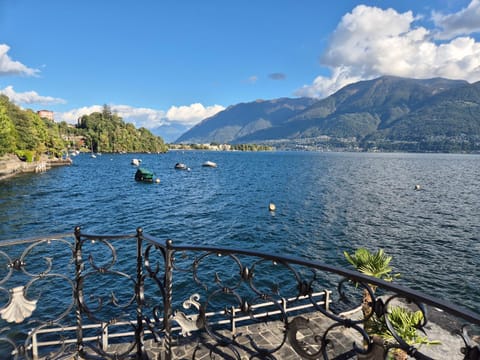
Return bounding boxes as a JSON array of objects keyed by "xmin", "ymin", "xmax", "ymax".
[
  {"xmin": 175, "ymin": 76, "xmax": 480, "ymax": 152},
  {"xmin": 151, "ymin": 123, "xmax": 190, "ymax": 143},
  {"xmin": 175, "ymin": 97, "xmax": 317, "ymax": 144}
]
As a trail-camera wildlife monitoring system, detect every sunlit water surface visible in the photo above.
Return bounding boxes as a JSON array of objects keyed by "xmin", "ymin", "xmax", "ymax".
[{"xmin": 1, "ymin": 151, "xmax": 479, "ymax": 313}]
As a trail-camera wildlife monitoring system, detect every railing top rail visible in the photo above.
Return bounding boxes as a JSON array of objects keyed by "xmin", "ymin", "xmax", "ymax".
[
  {"xmin": 0, "ymin": 232, "xmax": 73, "ymax": 247},
  {"xmin": 139, "ymin": 232, "xmax": 480, "ymax": 326},
  {"xmin": 75, "ymin": 226, "xmax": 139, "ymax": 241}
]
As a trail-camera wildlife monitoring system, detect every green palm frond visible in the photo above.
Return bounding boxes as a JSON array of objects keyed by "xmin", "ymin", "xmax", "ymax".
[{"xmin": 344, "ymin": 248, "xmax": 399, "ymax": 281}]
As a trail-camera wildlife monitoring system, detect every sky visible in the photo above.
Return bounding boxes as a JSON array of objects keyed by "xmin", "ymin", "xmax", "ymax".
[{"xmin": 1, "ymin": 0, "xmax": 480, "ymax": 142}]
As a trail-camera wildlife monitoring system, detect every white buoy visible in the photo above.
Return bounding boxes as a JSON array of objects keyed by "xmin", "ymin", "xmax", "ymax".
[
  {"xmin": 414, "ymin": 184, "xmax": 420, "ymax": 191},
  {"xmin": 155, "ymin": 178, "xmax": 160, "ymax": 184},
  {"xmin": 269, "ymin": 203, "xmax": 276, "ymax": 212}
]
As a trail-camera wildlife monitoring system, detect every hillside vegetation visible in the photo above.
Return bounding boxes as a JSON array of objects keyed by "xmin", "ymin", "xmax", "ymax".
[
  {"xmin": 76, "ymin": 106, "xmax": 168, "ymax": 153},
  {"xmin": 0, "ymin": 97, "xmax": 167, "ymax": 160}
]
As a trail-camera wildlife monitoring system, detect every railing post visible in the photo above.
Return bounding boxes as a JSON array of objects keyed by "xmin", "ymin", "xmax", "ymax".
[
  {"xmin": 101, "ymin": 322, "xmax": 108, "ymax": 351},
  {"xmin": 282, "ymin": 297, "xmax": 287, "ymax": 314},
  {"xmin": 324, "ymin": 289, "xmax": 330, "ymax": 311},
  {"xmin": 74, "ymin": 226, "xmax": 84, "ymax": 356},
  {"xmin": 135, "ymin": 227, "xmax": 146, "ymax": 358},
  {"xmin": 31, "ymin": 331, "xmax": 38, "ymax": 360},
  {"xmin": 230, "ymin": 306, "xmax": 236, "ymax": 332},
  {"xmin": 164, "ymin": 239, "xmax": 174, "ymax": 360}
]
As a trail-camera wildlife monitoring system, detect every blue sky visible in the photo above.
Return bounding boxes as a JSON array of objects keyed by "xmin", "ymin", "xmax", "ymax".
[{"xmin": 1, "ymin": 0, "xmax": 480, "ymax": 142}]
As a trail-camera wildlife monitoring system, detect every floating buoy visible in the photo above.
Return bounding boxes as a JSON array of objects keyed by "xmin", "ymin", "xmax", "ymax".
[
  {"xmin": 155, "ymin": 178, "xmax": 160, "ymax": 184},
  {"xmin": 269, "ymin": 203, "xmax": 276, "ymax": 212},
  {"xmin": 414, "ymin": 184, "xmax": 421, "ymax": 191}
]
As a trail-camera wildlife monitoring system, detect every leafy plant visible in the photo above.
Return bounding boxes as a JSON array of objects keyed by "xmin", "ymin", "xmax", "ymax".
[
  {"xmin": 344, "ymin": 249, "xmax": 439, "ymax": 359},
  {"xmin": 370, "ymin": 306, "xmax": 440, "ymax": 360}
]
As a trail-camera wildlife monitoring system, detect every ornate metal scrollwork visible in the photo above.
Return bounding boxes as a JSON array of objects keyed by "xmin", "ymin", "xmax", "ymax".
[
  {"xmin": 172, "ymin": 294, "xmax": 204, "ymax": 337},
  {"xmin": 0, "ymin": 286, "xmax": 37, "ymax": 323},
  {"xmin": 1, "ymin": 229, "xmax": 479, "ymax": 360}
]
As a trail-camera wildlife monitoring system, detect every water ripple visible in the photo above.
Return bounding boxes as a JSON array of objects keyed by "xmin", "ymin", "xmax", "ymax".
[{"xmin": 0, "ymin": 152, "xmax": 479, "ymax": 313}]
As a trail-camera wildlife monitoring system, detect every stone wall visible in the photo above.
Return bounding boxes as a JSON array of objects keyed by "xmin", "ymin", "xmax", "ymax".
[{"xmin": 0, "ymin": 154, "xmax": 72, "ymax": 181}]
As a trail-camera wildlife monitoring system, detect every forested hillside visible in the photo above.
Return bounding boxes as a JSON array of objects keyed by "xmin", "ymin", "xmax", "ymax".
[
  {"xmin": 76, "ymin": 106, "xmax": 168, "ymax": 153},
  {"xmin": 0, "ymin": 96, "xmax": 167, "ymax": 161}
]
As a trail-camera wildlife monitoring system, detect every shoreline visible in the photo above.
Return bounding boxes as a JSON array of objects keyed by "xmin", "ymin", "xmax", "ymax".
[{"xmin": 0, "ymin": 154, "xmax": 73, "ymax": 181}]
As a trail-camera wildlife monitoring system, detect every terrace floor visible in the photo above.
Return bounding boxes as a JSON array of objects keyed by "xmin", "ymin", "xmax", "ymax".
[{"xmin": 78, "ymin": 307, "xmax": 466, "ymax": 360}]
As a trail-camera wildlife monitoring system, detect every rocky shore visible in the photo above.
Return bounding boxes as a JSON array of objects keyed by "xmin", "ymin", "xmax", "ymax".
[{"xmin": 0, "ymin": 154, "xmax": 73, "ymax": 181}]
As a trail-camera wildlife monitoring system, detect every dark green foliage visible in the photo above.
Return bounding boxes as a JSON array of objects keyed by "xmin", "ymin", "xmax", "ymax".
[
  {"xmin": 77, "ymin": 106, "xmax": 168, "ymax": 153},
  {"xmin": 0, "ymin": 99, "xmax": 17, "ymax": 155},
  {"xmin": 1, "ymin": 95, "xmax": 49, "ymax": 157},
  {"xmin": 0, "ymin": 97, "xmax": 167, "ymax": 157}
]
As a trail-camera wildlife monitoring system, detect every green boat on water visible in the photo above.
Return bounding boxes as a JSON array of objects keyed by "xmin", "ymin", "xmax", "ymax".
[{"xmin": 135, "ymin": 168, "xmax": 154, "ymax": 182}]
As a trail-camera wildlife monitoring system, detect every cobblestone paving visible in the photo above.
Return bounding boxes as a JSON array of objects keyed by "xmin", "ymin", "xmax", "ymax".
[
  {"xmin": 135, "ymin": 312, "xmax": 355, "ymax": 360},
  {"xmin": 70, "ymin": 307, "xmax": 469, "ymax": 359}
]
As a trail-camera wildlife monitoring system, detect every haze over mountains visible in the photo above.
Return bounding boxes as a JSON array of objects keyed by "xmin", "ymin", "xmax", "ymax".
[{"xmin": 174, "ymin": 76, "xmax": 480, "ymax": 152}]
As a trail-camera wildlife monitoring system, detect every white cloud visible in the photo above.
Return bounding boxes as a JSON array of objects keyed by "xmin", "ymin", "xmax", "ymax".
[
  {"xmin": 55, "ymin": 105, "xmax": 104, "ymax": 124},
  {"xmin": 0, "ymin": 44, "xmax": 40, "ymax": 76},
  {"xmin": 297, "ymin": 4, "xmax": 480, "ymax": 98},
  {"xmin": 295, "ymin": 66, "xmax": 363, "ymax": 98},
  {"xmin": 0, "ymin": 85, "xmax": 66, "ymax": 105},
  {"xmin": 110, "ymin": 105, "xmax": 167, "ymax": 128},
  {"xmin": 56, "ymin": 103, "xmax": 224, "ymax": 129},
  {"xmin": 165, "ymin": 103, "xmax": 225, "ymax": 127},
  {"xmin": 433, "ymin": 0, "xmax": 480, "ymax": 39}
]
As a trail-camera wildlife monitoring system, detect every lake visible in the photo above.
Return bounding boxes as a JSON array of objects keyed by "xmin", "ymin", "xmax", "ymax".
[{"xmin": 1, "ymin": 151, "xmax": 479, "ymax": 313}]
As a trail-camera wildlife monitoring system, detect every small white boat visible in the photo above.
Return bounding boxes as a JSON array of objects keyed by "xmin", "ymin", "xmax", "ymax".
[
  {"xmin": 131, "ymin": 158, "xmax": 141, "ymax": 166},
  {"xmin": 202, "ymin": 161, "xmax": 217, "ymax": 168}
]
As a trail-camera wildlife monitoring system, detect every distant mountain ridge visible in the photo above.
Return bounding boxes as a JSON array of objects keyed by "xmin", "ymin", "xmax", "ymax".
[
  {"xmin": 175, "ymin": 76, "xmax": 480, "ymax": 152},
  {"xmin": 176, "ymin": 97, "xmax": 317, "ymax": 144}
]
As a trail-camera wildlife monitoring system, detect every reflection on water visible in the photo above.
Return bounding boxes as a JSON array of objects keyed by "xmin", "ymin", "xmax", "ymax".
[{"xmin": 0, "ymin": 151, "xmax": 479, "ymax": 312}]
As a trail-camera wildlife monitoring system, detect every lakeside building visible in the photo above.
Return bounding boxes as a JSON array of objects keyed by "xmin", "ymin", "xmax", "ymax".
[{"xmin": 37, "ymin": 109, "xmax": 54, "ymax": 121}]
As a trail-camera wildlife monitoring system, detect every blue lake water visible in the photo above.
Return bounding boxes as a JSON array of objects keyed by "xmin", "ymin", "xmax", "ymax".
[{"xmin": 1, "ymin": 151, "xmax": 479, "ymax": 313}]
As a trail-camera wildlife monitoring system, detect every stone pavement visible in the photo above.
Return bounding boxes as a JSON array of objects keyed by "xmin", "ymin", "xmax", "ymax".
[
  {"xmin": 102, "ymin": 307, "xmax": 467, "ymax": 359},
  {"xmin": 132, "ymin": 310, "xmax": 357, "ymax": 360}
]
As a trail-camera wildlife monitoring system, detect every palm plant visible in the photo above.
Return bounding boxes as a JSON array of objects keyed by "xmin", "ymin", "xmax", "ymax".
[
  {"xmin": 343, "ymin": 248, "xmax": 399, "ymax": 337},
  {"xmin": 344, "ymin": 248, "xmax": 396, "ymax": 281}
]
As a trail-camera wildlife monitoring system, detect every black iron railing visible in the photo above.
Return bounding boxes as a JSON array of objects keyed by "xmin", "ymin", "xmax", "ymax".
[{"xmin": 0, "ymin": 227, "xmax": 478, "ymax": 359}]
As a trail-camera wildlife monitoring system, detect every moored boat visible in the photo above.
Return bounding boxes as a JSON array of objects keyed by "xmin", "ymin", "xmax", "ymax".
[
  {"xmin": 131, "ymin": 158, "xmax": 141, "ymax": 166},
  {"xmin": 135, "ymin": 168, "xmax": 154, "ymax": 182},
  {"xmin": 174, "ymin": 163, "xmax": 189, "ymax": 170},
  {"xmin": 202, "ymin": 161, "xmax": 217, "ymax": 168}
]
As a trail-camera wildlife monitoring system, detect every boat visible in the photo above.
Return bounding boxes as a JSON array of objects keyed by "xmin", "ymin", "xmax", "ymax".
[
  {"xmin": 90, "ymin": 142, "xmax": 96, "ymax": 158},
  {"xmin": 202, "ymin": 161, "xmax": 217, "ymax": 168},
  {"xmin": 131, "ymin": 158, "xmax": 141, "ymax": 166},
  {"xmin": 135, "ymin": 168, "xmax": 154, "ymax": 182},
  {"xmin": 174, "ymin": 163, "xmax": 189, "ymax": 170}
]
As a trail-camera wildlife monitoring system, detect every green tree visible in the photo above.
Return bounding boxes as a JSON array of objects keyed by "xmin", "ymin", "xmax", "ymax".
[
  {"xmin": 0, "ymin": 103, "xmax": 17, "ymax": 155},
  {"xmin": 76, "ymin": 111, "xmax": 167, "ymax": 153}
]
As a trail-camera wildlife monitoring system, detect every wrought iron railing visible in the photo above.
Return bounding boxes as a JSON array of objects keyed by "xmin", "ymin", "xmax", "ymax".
[{"xmin": 0, "ymin": 227, "xmax": 478, "ymax": 359}]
